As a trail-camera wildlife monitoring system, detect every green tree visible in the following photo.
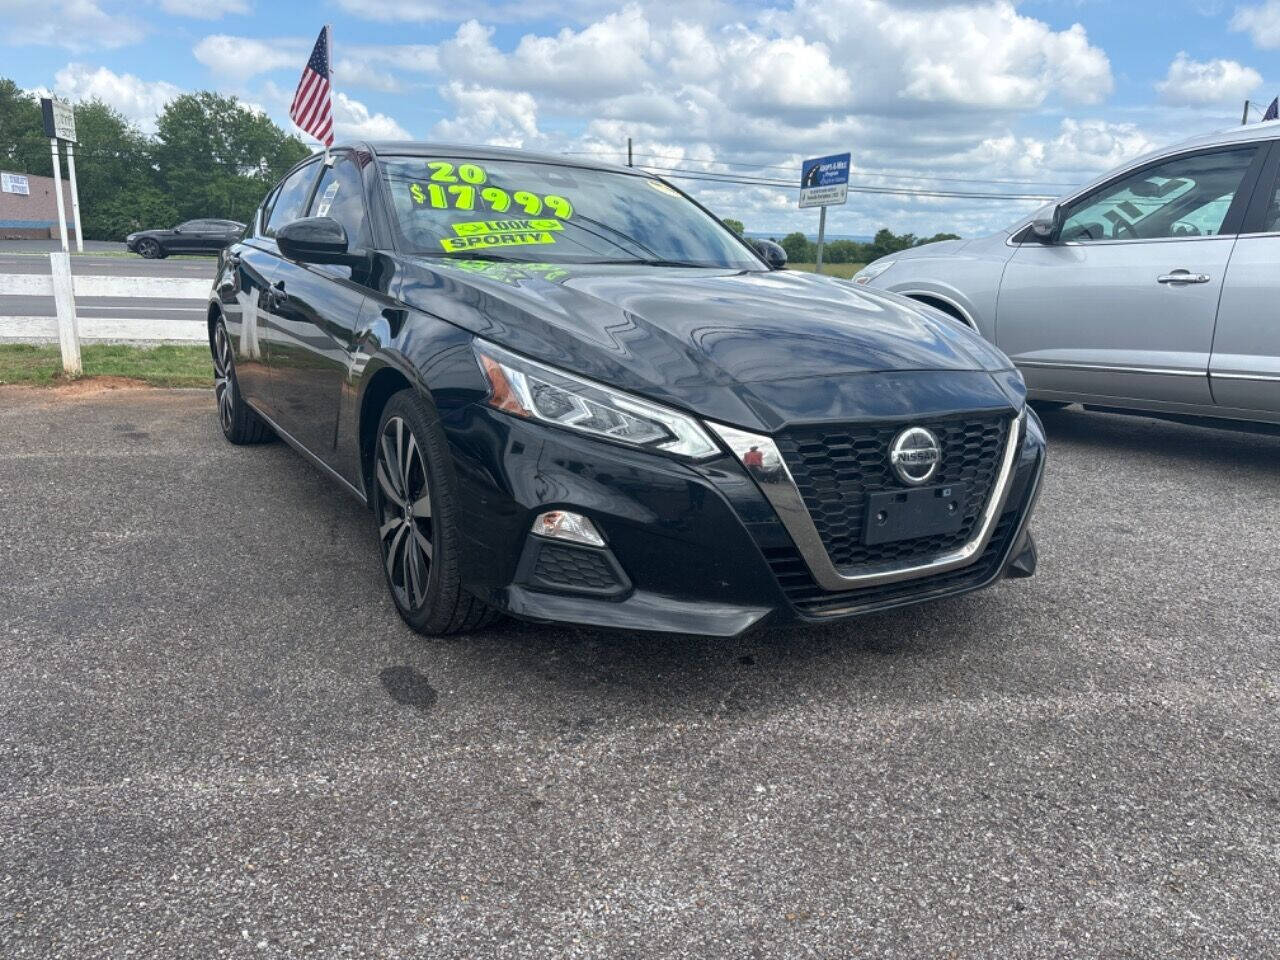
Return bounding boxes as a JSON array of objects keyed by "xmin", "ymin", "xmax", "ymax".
[
  {"xmin": 66, "ymin": 99, "xmax": 170, "ymax": 239},
  {"xmin": 0, "ymin": 78, "xmax": 52, "ymax": 178},
  {"xmin": 779, "ymin": 231, "xmax": 815, "ymax": 263},
  {"xmin": 722, "ymin": 217, "xmax": 744, "ymax": 235},
  {"xmin": 153, "ymin": 91, "xmax": 310, "ymax": 225}
]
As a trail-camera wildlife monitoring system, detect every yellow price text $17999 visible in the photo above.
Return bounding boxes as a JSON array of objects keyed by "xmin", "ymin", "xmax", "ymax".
[{"xmin": 408, "ymin": 162, "xmax": 573, "ymax": 219}]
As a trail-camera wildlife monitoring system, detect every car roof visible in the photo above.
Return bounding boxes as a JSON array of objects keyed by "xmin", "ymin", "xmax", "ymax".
[{"xmin": 330, "ymin": 140, "xmax": 642, "ymax": 176}]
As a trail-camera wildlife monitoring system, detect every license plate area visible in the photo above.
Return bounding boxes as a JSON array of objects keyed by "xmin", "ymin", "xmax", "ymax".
[{"xmin": 863, "ymin": 483, "xmax": 968, "ymax": 546}]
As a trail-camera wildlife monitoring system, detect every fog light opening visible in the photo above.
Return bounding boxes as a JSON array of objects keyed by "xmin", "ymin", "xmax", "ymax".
[{"xmin": 532, "ymin": 510, "xmax": 605, "ymax": 547}]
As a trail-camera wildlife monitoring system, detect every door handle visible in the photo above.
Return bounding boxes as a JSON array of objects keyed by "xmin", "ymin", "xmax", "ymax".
[{"xmin": 1157, "ymin": 270, "xmax": 1210, "ymax": 284}]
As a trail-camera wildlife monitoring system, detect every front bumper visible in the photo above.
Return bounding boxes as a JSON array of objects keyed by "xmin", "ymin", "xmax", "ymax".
[{"xmin": 444, "ymin": 404, "xmax": 1047, "ymax": 637}]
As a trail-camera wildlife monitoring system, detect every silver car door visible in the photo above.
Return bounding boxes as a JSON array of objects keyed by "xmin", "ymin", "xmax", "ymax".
[
  {"xmin": 996, "ymin": 144, "xmax": 1265, "ymax": 406},
  {"xmin": 1210, "ymin": 141, "xmax": 1280, "ymax": 415}
]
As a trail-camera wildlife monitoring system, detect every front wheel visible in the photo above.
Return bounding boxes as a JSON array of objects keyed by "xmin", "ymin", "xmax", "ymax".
[
  {"xmin": 372, "ymin": 389, "xmax": 497, "ymax": 636},
  {"xmin": 137, "ymin": 238, "xmax": 163, "ymax": 259}
]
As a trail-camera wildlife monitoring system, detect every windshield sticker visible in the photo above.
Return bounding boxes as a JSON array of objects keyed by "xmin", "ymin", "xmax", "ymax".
[
  {"xmin": 452, "ymin": 218, "xmax": 564, "ymax": 237},
  {"xmin": 440, "ymin": 230, "xmax": 558, "ymax": 253},
  {"xmin": 646, "ymin": 180, "xmax": 679, "ymax": 197},
  {"xmin": 410, "ymin": 180, "xmax": 573, "ymax": 219}
]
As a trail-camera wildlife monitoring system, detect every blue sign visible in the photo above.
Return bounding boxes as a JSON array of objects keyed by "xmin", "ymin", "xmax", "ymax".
[{"xmin": 799, "ymin": 152, "xmax": 850, "ymax": 208}]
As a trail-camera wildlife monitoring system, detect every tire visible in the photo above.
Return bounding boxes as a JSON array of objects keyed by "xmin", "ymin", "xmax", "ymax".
[
  {"xmin": 212, "ymin": 319, "xmax": 273, "ymax": 445},
  {"xmin": 137, "ymin": 238, "xmax": 163, "ymax": 259},
  {"xmin": 372, "ymin": 389, "xmax": 498, "ymax": 636}
]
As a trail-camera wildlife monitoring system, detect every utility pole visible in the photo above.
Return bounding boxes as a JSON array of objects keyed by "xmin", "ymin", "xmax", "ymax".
[
  {"xmin": 627, "ymin": 137, "xmax": 633, "ymax": 167},
  {"xmin": 1243, "ymin": 100, "xmax": 1250, "ymax": 125}
]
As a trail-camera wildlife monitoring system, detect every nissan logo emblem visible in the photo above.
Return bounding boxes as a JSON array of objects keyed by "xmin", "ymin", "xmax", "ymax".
[{"xmin": 889, "ymin": 426, "xmax": 942, "ymax": 485}]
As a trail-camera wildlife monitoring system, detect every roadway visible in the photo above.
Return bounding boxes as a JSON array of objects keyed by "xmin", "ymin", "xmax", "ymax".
[
  {"xmin": 1, "ymin": 391, "xmax": 1277, "ymax": 958},
  {"xmin": 0, "ymin": 250, "xmax": 216, "ymax": 337}
]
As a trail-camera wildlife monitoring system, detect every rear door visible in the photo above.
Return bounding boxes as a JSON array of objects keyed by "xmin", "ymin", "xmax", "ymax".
[
  {"xmin": 266, "ymin": 151, "xmax": 372, "ymax": 473},
  {"xmin": 997, "ymin": 144, "xmax": 1265, "ymax": 406},
  {"xmin": 169, "ymin": 220, "xmax": 203, "ymax": 252},
  {"xmin": 1210, "ymin": 140, "xmax": 1280, "ymax": 415}
]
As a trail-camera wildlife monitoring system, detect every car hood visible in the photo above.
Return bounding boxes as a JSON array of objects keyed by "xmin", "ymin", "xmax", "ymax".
[
  {"xmin": 882, "ymin": 237, "xmax": 973, "ymax": 261},
  {"xmin": 395, "ymin": 259, "xmax": 1015, "ymax": 431}
]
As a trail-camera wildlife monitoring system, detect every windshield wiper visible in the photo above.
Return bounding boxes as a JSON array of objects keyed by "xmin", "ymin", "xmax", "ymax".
[{"xmin": 579, "ymin": 258, "xmax": 720, "ymax": 268}]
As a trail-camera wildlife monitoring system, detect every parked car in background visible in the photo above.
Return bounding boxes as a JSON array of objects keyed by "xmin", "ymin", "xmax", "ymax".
[
  {"xmin": 207, "ymin": 141, "xmax": 1045, "ymax": 638},
  {"xmin": 126, "ymin": 219, "xmax": 245, "ymax": 258},
  {"xmin": 855, "ymin": 121, "xmax": 1280, "ymax": 428}
]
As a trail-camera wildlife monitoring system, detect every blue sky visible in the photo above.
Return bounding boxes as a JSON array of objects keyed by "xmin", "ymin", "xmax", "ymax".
[{"xmin": 3, "ymin": 0, "xmax": 1279, "ymax": 237}]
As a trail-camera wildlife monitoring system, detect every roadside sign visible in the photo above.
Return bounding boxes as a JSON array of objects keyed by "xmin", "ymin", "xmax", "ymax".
[
  {"xmin": 1, "ymin": 172, "xmax": 29, "ymax": 195},
  {"xmin": 40, "ymin": 98, "xmax": 77, "ymax": 144},
  {"xmin": 799, "ymin": 152, "xmax": 850, "ymax": 209}
]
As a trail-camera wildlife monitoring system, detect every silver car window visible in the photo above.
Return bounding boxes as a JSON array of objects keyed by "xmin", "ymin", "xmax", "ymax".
[{"xmin": 1060, "ymin": 147, "xmax": 1256, "ymax": 242}]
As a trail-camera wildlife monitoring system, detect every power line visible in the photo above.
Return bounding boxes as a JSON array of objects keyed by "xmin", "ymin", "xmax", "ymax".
[
  {"xmin": 626, "ymin": 162, "xmax": 1056, "ymax": 202},
  {"xmin": 562, "ymin": 148, "xmax": 1077, "ymax": 190}
]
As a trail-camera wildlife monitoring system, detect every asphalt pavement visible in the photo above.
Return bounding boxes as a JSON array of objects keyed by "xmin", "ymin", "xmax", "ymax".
[{"xmin": 0, "ymin": 389, "xmax": 1277, "ymax": 958}]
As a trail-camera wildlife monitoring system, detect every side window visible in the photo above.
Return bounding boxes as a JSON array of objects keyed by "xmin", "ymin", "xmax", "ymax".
[
  {"xmin": 1060, "ymin": 147, "xmax": 1257, "ymax": 242},
  {"xmin": 308, "ymin": 155, "xmax": 370, "ymax": 249},
  {"xmin": 264, "ymin": 162, "xmax": 321, "ymax": 238}
]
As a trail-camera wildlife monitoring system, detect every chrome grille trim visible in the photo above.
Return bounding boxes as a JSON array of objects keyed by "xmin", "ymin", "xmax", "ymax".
[{"xmin": 708, "ymin": 409, "xmax": 1025, "ymax": 592}]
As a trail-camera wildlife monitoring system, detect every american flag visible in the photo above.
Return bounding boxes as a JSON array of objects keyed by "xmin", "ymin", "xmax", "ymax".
[{"xmin": 290, "ymin": 26, "xmax": 334, "ymax": 147}]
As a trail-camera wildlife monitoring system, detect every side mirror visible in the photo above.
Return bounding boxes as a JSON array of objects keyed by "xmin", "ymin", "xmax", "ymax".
[
  {"xmin": 277, "ymin": 216, "xmax": 363, "ymax": 265},
  {"xmin": 750, "ymin": 238, "xmax": 787, "ymax": 269},
  {"xmin": 1030, "ymin": 205, "xmax": 1062, "ymax": 243}
]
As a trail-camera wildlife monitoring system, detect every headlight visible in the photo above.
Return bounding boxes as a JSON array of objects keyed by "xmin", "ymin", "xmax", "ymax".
[
  {"xmin": 473, "ymin": 340, "xmax": 719, "ymax": 460},
  {"xmin": 853, "ymin": 259, "xmax": 896, "ymax": 285}
]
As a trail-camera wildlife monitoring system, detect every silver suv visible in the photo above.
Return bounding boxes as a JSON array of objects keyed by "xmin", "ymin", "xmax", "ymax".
[{"xmin": 855, "ymin": 121, "xmax": 1280, "ymax": 427}]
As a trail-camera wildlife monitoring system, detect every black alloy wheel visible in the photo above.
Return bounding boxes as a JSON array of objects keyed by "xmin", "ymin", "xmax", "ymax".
[
  {"xmin": 211, "ymin": 319, "xmax": 272, "ymax": 444},
  {"xmin": 375, "ymin": 414, "xmax": 435, "ymax": 611},
  {"xmin": 371, "ymin": 389, "xmax": 497, "ymax": 636},
  {"xmin": 137, "ymin": 238, "xmax": 162, "ymax": 259}
]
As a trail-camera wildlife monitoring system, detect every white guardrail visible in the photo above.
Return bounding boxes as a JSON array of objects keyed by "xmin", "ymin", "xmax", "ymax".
[{"xmin": 0, "ymin": 252, "xmax": 211, "ymax": 374}]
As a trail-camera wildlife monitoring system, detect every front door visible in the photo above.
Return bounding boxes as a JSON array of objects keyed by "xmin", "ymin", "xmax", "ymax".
[
  {"xmin": 1210, "ymin": 143, "xmax": 1280, "ymax": 415},
  {"xmin": 997, "ymin": 144, "xmax": 1264, "ymax": 407},
  {"xmin": 266, "ymin": 152, "xmax": 371, "ymax": 474}
]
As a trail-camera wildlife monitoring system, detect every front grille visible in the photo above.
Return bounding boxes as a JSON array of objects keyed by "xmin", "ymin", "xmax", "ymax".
[
  {"xmin": 767, "ymin": 511, "xmax": 1020, "ymax": 618},
  {"xmin": 775, "ymin": 415, "xmax": 1009, "ymax": 572}
]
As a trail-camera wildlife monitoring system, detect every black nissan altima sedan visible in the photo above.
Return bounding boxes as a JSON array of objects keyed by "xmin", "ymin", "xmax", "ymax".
[{"xmin": 206, "ymin": 142, "xmax": 1046, "ymax": 637}]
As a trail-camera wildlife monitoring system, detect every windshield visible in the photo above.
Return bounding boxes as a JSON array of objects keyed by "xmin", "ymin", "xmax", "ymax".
[{"xmin": 379, "ymin": 155, "xmax": 762, "ymax": 269}]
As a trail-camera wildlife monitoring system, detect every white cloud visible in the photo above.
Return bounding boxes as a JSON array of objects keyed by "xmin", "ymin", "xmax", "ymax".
[
  {"xmin": 1231, "ymin": 1, "xmax": 1280, "ymax": 48},
  {"xmin": 1157, "ymin": 52, "xmax": 1261, "ymax": 105},
  {"xmin": 432, "ymin": 83, "xmax": 540, "ymax": 147},
  {"xmin": 330, "ymin": 92, "xmax": 411, "ymax": 140},
  {"xmin": 52, "ymin": 63, "xmax": 181, "ymax": 131},
  {"xmin": 155, "ymin": 0, "xmax": 249, "ymax": 17},
  {"xmin": 1, "ymin": 0, "xmax": 143, "ymax": 51},
  {"xmin": 193, "ymin": 34, "xmax": 305, "ymax": 79}
]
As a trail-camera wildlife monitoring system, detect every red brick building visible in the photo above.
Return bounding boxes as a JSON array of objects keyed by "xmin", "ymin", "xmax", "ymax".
[{"xmin": 0, "ymin": 170, "xmax": 75, "ymax": 240}]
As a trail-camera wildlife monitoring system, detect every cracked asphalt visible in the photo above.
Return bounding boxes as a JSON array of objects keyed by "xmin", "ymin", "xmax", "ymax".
[{"xmin": 1, "ymin": 385, "xmax": 1278, "ymax": 958}]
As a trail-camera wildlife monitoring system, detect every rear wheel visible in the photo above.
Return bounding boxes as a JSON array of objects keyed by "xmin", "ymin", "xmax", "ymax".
[
  {"xmin": 212, "ymin": 320, "xmax": 272, "ymax": 444},
  {"xmin": 372, "ymin": 389, "xmax": 497, "ymax": 636}
]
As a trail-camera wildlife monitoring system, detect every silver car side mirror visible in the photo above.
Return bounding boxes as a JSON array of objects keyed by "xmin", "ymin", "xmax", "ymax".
[{"xmin": 1030, "ymin": 205, "xmax": 1061, "ymax": 243}]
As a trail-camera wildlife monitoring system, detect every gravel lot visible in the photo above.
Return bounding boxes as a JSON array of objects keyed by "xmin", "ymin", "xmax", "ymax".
[{"xmin": 1, "ymin": 385, "xmax": 1278, "ymax": 958}]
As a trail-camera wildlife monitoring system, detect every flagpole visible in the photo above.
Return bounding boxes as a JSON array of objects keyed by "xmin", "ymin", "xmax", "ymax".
[{"xmin": 324, "ymin": 23, "xmax": 333, "ymax": 163}]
